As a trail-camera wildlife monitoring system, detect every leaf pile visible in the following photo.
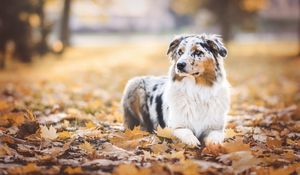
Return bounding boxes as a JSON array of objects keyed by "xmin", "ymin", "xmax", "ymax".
[{"xmin": 0, "ymin": 43, "xmax": 299, "ymax": 174}]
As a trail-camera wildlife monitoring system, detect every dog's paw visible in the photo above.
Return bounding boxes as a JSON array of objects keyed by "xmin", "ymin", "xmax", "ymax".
[
  {"xmin": 204, "ymin": 130, "xmax": 224, "ymax": 145},
  {"xmin": 180, "ymin": 135, "xmax": 201, "ymax": 147},
  {"xmin": 173, "ymin": 128, "xmax": 201, "ymax": 147}
]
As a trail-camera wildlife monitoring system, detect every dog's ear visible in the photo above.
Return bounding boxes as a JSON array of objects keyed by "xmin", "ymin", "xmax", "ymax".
[
  {"xmin": 203, "ymin": 34, "xmax": 227, "ymax": 58},
  {"xmin": 167, "ymin": 35, "xmax": 191, "ymax": 58}
]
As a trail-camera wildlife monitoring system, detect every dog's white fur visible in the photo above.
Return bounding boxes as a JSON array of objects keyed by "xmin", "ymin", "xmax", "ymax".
[
  {"xmin": 165, "ymin": 74, "xmax": 230, "ymax": 145},
  {"xmin": 122, "ymin": 34, "xmax": 230, "ymax": 146}
]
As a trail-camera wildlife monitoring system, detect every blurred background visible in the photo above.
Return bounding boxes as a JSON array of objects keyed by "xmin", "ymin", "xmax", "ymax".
[
  {"xmin": 0, "ymin": 0, "xmax": 299, "ymax": 115},
  {"xmin": 0, "ymin": 0, "xmax": 299, "ymax": 65}
]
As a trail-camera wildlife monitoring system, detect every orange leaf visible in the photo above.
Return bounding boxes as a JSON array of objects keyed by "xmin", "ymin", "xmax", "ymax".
[
  {"xmin": 64, "ymin": 167, "xmax": 83, "ymax": 174},
  {"xmin": 223, "ymin": 138, "xmax": 251, "ymax": 153}
]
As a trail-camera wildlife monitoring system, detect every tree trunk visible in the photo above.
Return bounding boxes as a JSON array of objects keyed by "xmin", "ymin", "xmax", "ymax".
[
  {"xmin": 60, "ymin": 0, "xmax": 71, "ymax": 48},
  {"xmin": 0, "ymin": 53, "xmax": 4, "ymax": 69},
  {"xmin": 37, "ymin": 0, "xmax": 48, "ymax": 55},
  {"xmin": 219, "ymin": 0, "xmax": 231, "ymax": 43}
]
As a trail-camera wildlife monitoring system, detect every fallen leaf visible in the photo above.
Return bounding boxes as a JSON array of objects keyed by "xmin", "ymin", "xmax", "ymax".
[
  {"xmin": 85, "ymin": 121, "xmax": 96, "ymax": 128},
  {"xmin": 40, "ymin": 125, "xmax": 58, "ymax": 140},
  {"xmin": 266, "ymin": 138, "xmax": 282, "ymax": 148},
  {"xmin": 8, "ymin": 163, "xmax": 40, "ymax": 174},
  {"xmin": 64, "ymin": 167, "xmax": 83, "ymax": 174},
  {"xmin": 156, "ymin": 126, "xmax": 175, "ymax": 139},
  {"xmin": 223, "ymin": 137, "xmax": 251, "ymax": 153},
  {"xmin": 79, "ymin": 141, "xmax": 95, "ymax": 154},
  {"xmin": 219, "ymin": 151, "xmax": 260, "ymax": 174},
  {"xmin": 225, "ymin": 128, "xmax": 240, "ymax": 138},
  {"xmin": 58, "ymin": 131, "xmax": 73, "ymax": 140},
  {"xmin": 113, "ymin": 164, "xmax": 151, "ymax": 175},
  {"xmin": 171, "ymin": 160, "xmax": 199, "ymax": 175},
  {"xmin": 124, "ymin": 126, "xmax": 149, "ymax": 139}
]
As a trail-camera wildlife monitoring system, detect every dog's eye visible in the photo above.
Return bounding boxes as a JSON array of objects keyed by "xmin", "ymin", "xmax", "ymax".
[
  {"xmin": 193, "ymin": 50, "xmax": 204, "ymax": 57},
  {"xmin": 178, "ymin": 49, "xmax": 184, "ymax": 56}
]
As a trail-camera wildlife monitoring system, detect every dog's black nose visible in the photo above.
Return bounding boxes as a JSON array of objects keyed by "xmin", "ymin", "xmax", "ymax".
[{"xmin": 177, "ymin": 62, "xmax": 186, "ymax": 71}]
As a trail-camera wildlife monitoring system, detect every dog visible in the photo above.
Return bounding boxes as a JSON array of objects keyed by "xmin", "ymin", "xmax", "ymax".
[{"xmin": 121, "ymin": 34, "xmax": 230, "ymax": 146}]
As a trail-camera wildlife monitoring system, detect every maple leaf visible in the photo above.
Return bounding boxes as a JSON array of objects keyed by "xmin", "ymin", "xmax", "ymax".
[
  {"xmin": 0, "ymin": 143, "xmax": 14, "ymax": 156},
  {"xmin": 40, "ymin": 125, "xmax": 58, "ymax": 140},
  {"xmin": 58, "ymin": 131, "xmax": 73, "ymax": 140},
  {"xmin": 168, "ymin": 150, "xmax": 185, "ymax": 160},
  {"xmin": 151, "ymin": 142, "xmax": 169, "ymax": 154},
  {"xmin": 113, "ymin": 164, "xmax": 151, "ymax": 175},
  {"xmin": 156, "ymin": 126, "xmax": 175, "ymax": 139},
  {"xmin": 225, "ymin": 128, "xmax": 240, "ymax": 138},
  {"xmin": 124, "ymin": 126, "xmax": 149, "ymax": 139},
  {"xmin": 171, "ymin": 160, "xmax": 199, "ymax": 175},
  {"xmin": 223, "ymin": 137, "xmax": 251, "ymax": 153},
  {"xmin": 266, "ymin": 138, "xmax": 282, "ymax": 149},
  {"xmin": 219, "ymin": 151, "xmax": 260, "ymax": 174},
  {"xmin": 203, "ymin": 143, "xmax": 226, "ymax": 155},
  {"xmin": 64, "ymin": 167, "xmax": 83, "ymax": 174},
  {"xmin": 79, "ymin": 141, "xmax": 95, "ymax": 154},
  {"xmin": 85, "ymin": 121, "xmax": 96, "ymax": 128},
  {"xmin": 8, "ymin": 163, "xmax": 40, "ymax": 174}
]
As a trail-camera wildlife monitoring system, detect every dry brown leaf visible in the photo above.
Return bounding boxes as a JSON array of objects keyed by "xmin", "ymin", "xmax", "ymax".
[
  {"xmin": 0, "ymin": 143, "xmax": 14, "ymax": 156},
  {"xmin": 58, "ymin": 131, "xmax": 73, "ymax": 140},
  {"xmin": 8, "ymin": 163, "xmax": 40, "ymax": 174},
  {"xmin": 168, "ymin": 150, "xmax": 185, "ymax": 160},
  {"xmin": 79, "ymin": 141, "xmax": 95, "ymax": 154},
  {"xmin": 223, "ymin": 137, "xmax": 251, "ymax": 153},
  {"xmin": 64, "ymin": 166, "xmax": 83, "ymax": 174},
  {"xmin": 171, "ymin": 160, "xmax": 199, "ymax": 175},
  {"xmin": 269, "ymin": 162, "xmax": 300, "ymax": 175},
  {"xmin": 225, "ymin": 128, "xmax": 240, "ymax": 138},
  {"xmin": 40, "ymin": 125, "xmax": 58, "ymax": 140},
  {"xmin": 156, "ymin": 126, "xmax": 175, "ymax": 139},
  {"xmin": 124, "ymin": 126, "xmax": 149, "ymax": 139},
  {"xmin": 113, "ymin": 164, "xmax": 151, "ymax": 175},
  {"xmin": 202, "ymin": 143, "xmax": 226, "ymax": 155},
  {"xmin": 219, "ymin": 151, "xmax": 260, "ymax": 173},
  {"xmin": 151, "ymin": 142, "xmax": 169, "ymax": 154},
  {"xmin": 266, "ymin": 138, "xmax": 282, "ymax": 148},
  {"xmin": 85, "ymin": 121, "xmax": 96, "ymax": 128}
]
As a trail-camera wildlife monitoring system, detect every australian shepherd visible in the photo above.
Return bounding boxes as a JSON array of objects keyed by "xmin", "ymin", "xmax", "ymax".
[{"xmin": 121, "ymin": 34, "xmax": 230, "ymax": 146}]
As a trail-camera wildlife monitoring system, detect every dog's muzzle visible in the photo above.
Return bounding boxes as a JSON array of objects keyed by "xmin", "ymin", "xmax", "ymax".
[{"xmin": 177, "ymin": 62, "xmax": 186, "ymax": 72}]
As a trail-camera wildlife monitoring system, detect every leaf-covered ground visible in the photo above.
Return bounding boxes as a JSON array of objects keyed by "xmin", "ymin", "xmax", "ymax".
[{"xmin": 0, "ymin": 40, "xmax": 299, "ymax": 175}]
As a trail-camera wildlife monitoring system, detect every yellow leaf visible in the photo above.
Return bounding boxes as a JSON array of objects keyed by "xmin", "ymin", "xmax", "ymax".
[
  {"xmin": 0, "ymin": 144, "xmax": 14, "ymax": 156},
  {"xmin": 0, "ymin": 100, "xmax": 10, "ymax": 110},
  {"xmin": 225, "ymin": 128, "xmax": 240, "ymax": 138},
  {"xmin": 223, "ymin": 138, "xmax": 250, "ymax": 153},
  {"xmin": 171, "ymin": 160, "xmax": 199, "ymax": 175},
  {"xmin": 8, "ymin": 163, "xmax": 39, "ymax": 174},
  {"xmin": 58, "ymin": 131, "xmax": 73, "ymax": 140},
  {"xmin": 40, "ymin": 125, "xmax": 58, "ymax": 140},
  {"xmin": 156, "ymin": 126, "xmax": 175, "ymax": 139},
  {"xmin": 79, "ymin": 141, "xmax": 95, "ymax": 154},
  {"xmin": 85, "ymin": 121, "xmax": 96, "ymax": 128},
  {"xmin": 64, "ymin": 167, "xmax": 83, "ymax": 174},
  {"xmin": 151, "ymin": 142, "xmax": 168, "ymax": 154},
  {"xmin": 113, "ymin": 164, "xmax": 151, "ymax": 175},
  {"xmin": 124, "ymin": 126, "xmax": 149, "ymax": 139},
  {"xmin": 169, "ymin": 150, "xmax": 185, "ymax": 160}
]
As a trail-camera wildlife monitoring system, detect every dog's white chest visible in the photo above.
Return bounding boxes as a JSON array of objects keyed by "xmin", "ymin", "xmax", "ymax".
[{"xmin": 164, "ymin": 77, "xmax": 230, "ymax": 136}]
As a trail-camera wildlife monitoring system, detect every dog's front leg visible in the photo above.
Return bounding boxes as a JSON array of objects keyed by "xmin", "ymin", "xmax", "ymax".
[
  {"xmin": 173, "ymin": 128, "xmax": 201, "ymax": 146},
  {"xmin": 204, "ymin": 129, "xmax": 224, "ymax": 145}
]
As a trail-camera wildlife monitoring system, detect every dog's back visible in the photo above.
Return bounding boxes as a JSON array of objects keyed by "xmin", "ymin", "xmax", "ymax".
[{"xmin": 121, "ymin": 76, "xmax": 168, "ymax": 132}]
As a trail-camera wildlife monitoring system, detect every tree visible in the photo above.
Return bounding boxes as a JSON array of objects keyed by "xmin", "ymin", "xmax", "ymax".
[
  {"xmin": 0, "ymin": 0, "xmax": 36, "ymax": 67},
  {"xmin": 0, "ymin": 0, "xmax": 53, "ymax": 69},
  {"xmin": 170, "ymin": 0, "xmax": 267, "ymax": 42},
  {"xmin": 60, "ymin": 0, "xmax": 72, "ymax": 50}
]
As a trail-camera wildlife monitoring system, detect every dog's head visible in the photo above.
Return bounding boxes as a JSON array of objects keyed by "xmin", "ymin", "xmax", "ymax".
[{"xmin": 167, "ymin": 34, "xmax": 227, "ymax": 85}]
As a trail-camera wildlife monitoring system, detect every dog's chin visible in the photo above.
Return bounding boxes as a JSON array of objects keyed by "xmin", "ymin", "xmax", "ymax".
[{"xmin": 175, "ymin": 69, "xmax": 203, "ymax": 77}]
